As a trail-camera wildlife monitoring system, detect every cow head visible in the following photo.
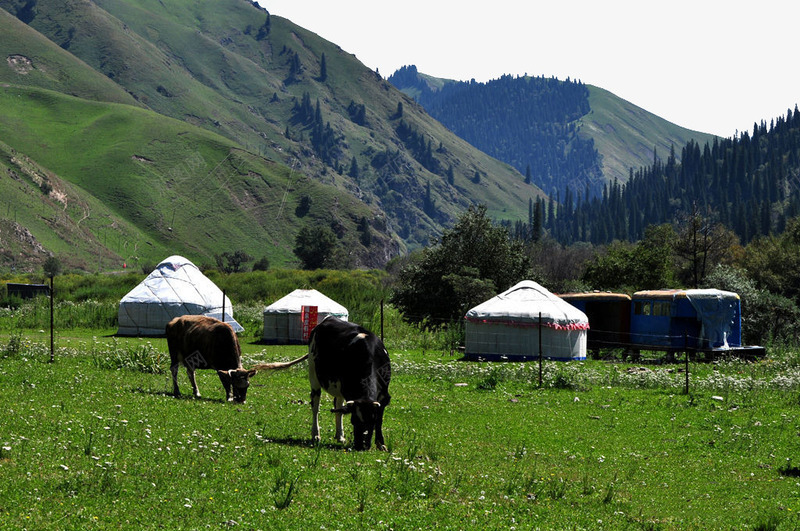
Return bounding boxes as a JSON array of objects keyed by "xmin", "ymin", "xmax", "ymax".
[
  {"xmin": 331, "ymin": 399, "xmax": 382, "ymax": 450},
  {"xmin": 217, "ymin": 368, "xmax": 257, "ymax": 403}
]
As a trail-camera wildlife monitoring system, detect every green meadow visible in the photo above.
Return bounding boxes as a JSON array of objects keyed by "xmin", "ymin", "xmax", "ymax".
[
  {"xmin": 1, "ymin": 273, "xmax": 800, "ymax": 529},
  {"xmin": 2, "ymin": 335, "xmax": 800, "ymax": 528}
]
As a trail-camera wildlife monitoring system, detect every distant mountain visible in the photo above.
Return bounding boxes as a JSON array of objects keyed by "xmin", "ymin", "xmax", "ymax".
[
  {"xmin": 387, "ymin": 68, "xmax": 800, "ymax": 249},
  {"xmin": 388, "ymin": 65, "xmax": 717, "ymax": 198},
  {"xmin": 0, "ymin": 0, "xmax": 539, "ymax": 272}
]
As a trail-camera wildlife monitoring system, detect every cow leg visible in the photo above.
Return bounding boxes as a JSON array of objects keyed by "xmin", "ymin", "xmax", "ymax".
[
  {"xmin": 374, "ymin": 405, "xmax": 387, "ymax": 451},
  {"xmin": 332, "ymin": 397, "xmax": 345, "ymax": 444},
  {"xmin": 187, "ymin": 367, "xmax": 201, "ymax": 398},
  {"xmin": 217, "ymin": 371, "xmax": 233, "ymax": 401},
  {"xmin": 310, "ymin": 388, "xmax": 322, "ymax": 443},
  {"xmin": 171, "ymin": 363, "xmax": 181, "ymax": 398}
]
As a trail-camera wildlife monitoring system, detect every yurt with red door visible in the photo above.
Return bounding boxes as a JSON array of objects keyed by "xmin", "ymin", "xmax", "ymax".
[{"xmin": 262, "ymin": 289, "xmax": 349, "ymax": 344}]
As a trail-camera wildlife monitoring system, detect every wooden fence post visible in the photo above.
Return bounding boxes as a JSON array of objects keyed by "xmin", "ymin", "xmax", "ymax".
[
  {"xmin": 684, "ymin": 332, "xmax": 690, "ymax": 395},
  {"xmin": 49, "ymin": 274, "xmax": 54, "ymax": 364},
  {"xmin": 538, "ymin": 311, "xmax": 543, "ymax": 388}
]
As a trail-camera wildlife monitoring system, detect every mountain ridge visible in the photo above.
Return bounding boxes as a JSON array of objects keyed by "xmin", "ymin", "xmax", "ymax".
[
  {"xmin": 388, "ymin": 65, "xmax": 717, "ymax": 198},
  {"xmin": 0, "ymin": 0, "xmax": 720, "ymax": 274}
]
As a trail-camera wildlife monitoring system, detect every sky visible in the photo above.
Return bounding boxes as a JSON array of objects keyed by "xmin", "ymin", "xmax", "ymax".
[{"xmin": 263, "ymin": 1, "xmax": 799, "ymax": 138}]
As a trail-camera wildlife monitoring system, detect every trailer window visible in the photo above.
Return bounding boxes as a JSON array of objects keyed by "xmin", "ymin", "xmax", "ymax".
[
  {"xmin": 653, "ymin": 301, "xmax": 671, "ymax": 316},
  {"xmin": 634, "ymin": 301, "xmax": 651, "ymax": 316}
]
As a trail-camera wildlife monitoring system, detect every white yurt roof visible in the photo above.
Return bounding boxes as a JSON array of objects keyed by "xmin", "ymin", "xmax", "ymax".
[
  {"xmin": 466, "ymin": 280, "xmax": 588, "ymax": 329},
  {"xmin": 117, "ymin": 255, "xmax": 242, "ymax": 336},
  {"xmin": 263, "ymin": 289, "xmax": 348, "ymax": 317}
]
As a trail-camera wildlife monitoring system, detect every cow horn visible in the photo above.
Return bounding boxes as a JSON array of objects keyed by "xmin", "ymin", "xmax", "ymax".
[
  {"xmin": 373, "ymin": 401, "xmax": 381, "ymax": 407},
  {"xmin": 345, "ymin": 400, "xmax": 355, "ymax": 406}
]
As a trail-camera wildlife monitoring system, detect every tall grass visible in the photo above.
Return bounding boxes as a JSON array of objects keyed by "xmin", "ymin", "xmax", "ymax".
[
  {"xmin": 0, "ymin": 298, "xmax": 118, "ymax": 331},
  {"xmin": 0, "ymin": 269, "xmax": 465, "ymax": 350}
]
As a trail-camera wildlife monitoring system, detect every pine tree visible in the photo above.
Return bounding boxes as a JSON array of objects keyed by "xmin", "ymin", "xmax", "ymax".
[
  {"xmin": 256, "ymin": 14, "xmax": 270, "ymax": 41},
  {"xmin": 528, "ymin": 198, "xmax": 533, "ymax": 228},
  {"xmin": 348, "ymin": 156, "xmax": 359, "ymax": 179},
  {"xmin": 287, "ymin": 51, "xmax": 301, "ymax": 82},
  {"xmin": 532, "ymin": 198, "xmax": 543, "ymax": 241},
  {"xmin": 319, "ymin": 53, "xmax": 327, "ymax": 82}
]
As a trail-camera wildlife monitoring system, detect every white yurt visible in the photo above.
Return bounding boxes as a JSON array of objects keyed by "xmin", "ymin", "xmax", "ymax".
[
  {"xmin": 262, "ymin": 289, "xmax": 348, "ymax": 344},
  {"xmin": 464, "ymin": 280, "xmax": 589, "ymax": 361},
  {"xmin": 117, "ymin": 255, "xmax": 243, "ymax": 336}
]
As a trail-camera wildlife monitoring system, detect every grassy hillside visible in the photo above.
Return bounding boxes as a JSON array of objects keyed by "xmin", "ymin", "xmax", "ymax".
[
  {"xmin": 0, "ymin": 84, "xmax": 388, "ymax": 271},
  {"xmin": 0, "ymin": 0, "xmax": 539, "ymax": 274},
  {"xmin": 582, "ymin": 85, "xmax": 718, "ymax": 182},
  {"xmin": 0, "ymin": 8, "xmax": 140, "ymax": 106}
]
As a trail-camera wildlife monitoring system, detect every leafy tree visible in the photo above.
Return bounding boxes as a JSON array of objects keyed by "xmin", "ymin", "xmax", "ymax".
[
  {"xmin": 582, "ymin": 224, "xmax": 676, "ymax": 291},
  {"xmin": 215, "ymin": 251, "xmax": 251, "ymax": 273},
  {"xmin": 525, "ymin": 237, "xmax": 593, "ymax": 293},
  {"xmin": 391, "ymin": 205, "xmax": 531, "ymax": 322},
  {"xmin": 251, "ymin": 256, "xmax": 270, "ymax": 272},
  {"xmin": 294, "ymin": 225, "xmax": 337, "ymax": 269},
  {"xmin": 704, "ymin": 264, "xmax": 800, "ymax": 346},
  {"xmin": 674, "ymin": 205, "xmax": 739, "ymax": 287},
  {"xmin": 43, "ymin": 256, "xmax": 61, "ymax": 277},
  {"xmin": 743, "ymin": 217, "xmax": 800, "ymax": 302}
]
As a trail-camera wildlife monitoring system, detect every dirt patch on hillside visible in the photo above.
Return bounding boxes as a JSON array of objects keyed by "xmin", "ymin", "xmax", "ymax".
[
  {"xmin": 0, "ymin": 220, "xmax": 50, "ymax": 272},
  {"xmin": 7, "ymin": 54, "xmax": 33, "ymax": 75}
]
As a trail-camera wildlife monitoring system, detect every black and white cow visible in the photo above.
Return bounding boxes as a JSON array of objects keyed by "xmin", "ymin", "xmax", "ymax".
[{"xmin": 308, "ymin": 316, "xmax": 391, "ymax": 451}]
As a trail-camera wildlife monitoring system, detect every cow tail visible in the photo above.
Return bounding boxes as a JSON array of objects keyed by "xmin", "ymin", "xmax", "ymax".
[{"xmin": 252, "ymin": 354, "xmax": 309, "ymax": 373}]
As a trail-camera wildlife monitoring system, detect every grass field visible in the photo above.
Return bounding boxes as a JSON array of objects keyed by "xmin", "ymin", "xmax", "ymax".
[{"xmin": 2, "ymin": 329, "xmax": 800, "ymax": 530}]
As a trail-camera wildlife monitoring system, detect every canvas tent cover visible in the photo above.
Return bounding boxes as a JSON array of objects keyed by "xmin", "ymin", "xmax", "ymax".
[
  {"xmin": 117, "ymin": 255, "xmax": 242, "ymax": 336},
  {"xmin": 262, "ymin": 289, "xmax": 348, "ymax": 344},
  {"xmin": 684, "ymin": 289, "xmax": 739, "ymax": 348},
  {"xmin": 465, "ymin": 280, "xmax": 589, "ymax": 361}
]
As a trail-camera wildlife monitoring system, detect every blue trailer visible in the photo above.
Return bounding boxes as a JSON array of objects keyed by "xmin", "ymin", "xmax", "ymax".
[{"xmin": 629, "ymin": 289, "xmax": 762, "ymax": 359}]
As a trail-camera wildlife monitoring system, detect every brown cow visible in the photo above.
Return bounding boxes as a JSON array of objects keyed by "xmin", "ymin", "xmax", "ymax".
[{"xmin": 167, "ymin": 315, "xmax": 255, "ymax": 403}]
